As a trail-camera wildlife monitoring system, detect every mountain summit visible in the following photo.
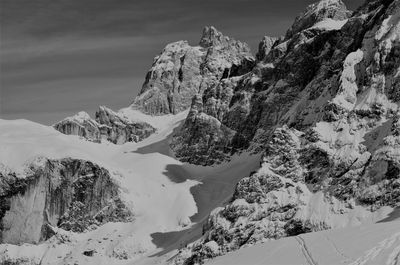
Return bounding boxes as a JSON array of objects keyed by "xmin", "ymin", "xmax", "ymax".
[
  {"xmin": 286, "ymin": 0, "xmax": 351, "ymax": 38},
  {"xmin": 131, "ymin": 26, "xmax": 254, "ymax": 115}
]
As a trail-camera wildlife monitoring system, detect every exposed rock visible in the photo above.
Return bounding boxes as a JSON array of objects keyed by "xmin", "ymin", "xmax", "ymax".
[
  {"xmin": 95, "ymin": 106, "xmax": 156, "ymax": 144},
  {"xmin": 170, "ymin": 77, "xmax": 242, "ymax": 165},
  {"xmin": 83, "ymin": 250, "xmax": 96, "ymax": 257},
  {"xmin": 53, "ymin": 111, "xmax": 101, "ymax": 142},
  {"xmin": 0, "ymin": 158, "xmax": 133, "ymax": 244},
  {"xmin": 256, "ymin": 36, "xmax": 279, "ymax": 61},
  {"xmin": 54, "ymin": 106, "xmax": 156, "ymax": 144},
  {"xmin": 131, "ymin": 26, "xmax": 255, "ymax": 115}
]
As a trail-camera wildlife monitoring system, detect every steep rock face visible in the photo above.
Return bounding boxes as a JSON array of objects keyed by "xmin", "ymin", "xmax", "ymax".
[
  {"xmin": 0, "ymin": 158, "xmax": 132, "ymax": 244},
  {"xmin": 95, "ymin": 106, "xmax": 156, "ymax": 144},
  {"xmin": 256, "ymin": 36, "xmax": 280, "ymax": 61},
  {"xmin": 170, "ymin": 77, "xmax": 242, "ymax": 165},
  {"xmin": 172, "ymin": 0, "xmax": 400, "ymax": 263},
  {"xmin": 53, "ymin": 111, "xmax": 101, "ymax": 142},
  {"xmin": 54, "ymin": 106, "xmax": 156, "ymax": 144},
  {"xmin": 131, "ymin": 26, "xmax": 255, "ymax": 115}
]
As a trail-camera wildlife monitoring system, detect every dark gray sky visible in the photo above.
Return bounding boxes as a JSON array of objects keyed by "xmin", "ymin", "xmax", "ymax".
[{"xmin": 0, "ymin": 0, "xmax": 364, "ymax": 125}]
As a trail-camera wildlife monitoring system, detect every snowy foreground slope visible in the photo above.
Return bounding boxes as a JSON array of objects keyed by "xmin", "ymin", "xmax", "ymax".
[
  {"xmin": 207, "ymin": 219, "xmax": 400, "ymax": 265},
  {"xmin": 0, "ymin": 113, "xmax": 261, "ymax": 264},
  {"xmin": 0, "ymin": 112, "xmax": 198, "ymax": 264}
]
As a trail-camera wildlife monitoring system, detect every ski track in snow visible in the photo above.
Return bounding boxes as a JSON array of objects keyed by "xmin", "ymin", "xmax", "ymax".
[
  {"xmin": 387, "ymin": 245, "xmax": 400, "ymax": 265},
  {"xmin": 349, "ymin": 232, "xmax": 400, "ymax": 265},
  {"xmin": 323, "ymin": 234, "xmax": 353, "ymax": 263},
  {"xmin": 295, "ymin": 235, "xmax": 319, "ymax": 265}
]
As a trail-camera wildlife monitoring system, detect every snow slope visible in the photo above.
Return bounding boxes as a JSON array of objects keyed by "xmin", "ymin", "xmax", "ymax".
[
  {"xmin": 207, "ymin": 219, "xmax": 400, "ymax": 265},
  {"xmin": 0, "ymin": 110, "xmax": 261, "ymax": 264},
  {"xmin": 0, "ymin": 111, "xmax": 199, "ymax": 264}
]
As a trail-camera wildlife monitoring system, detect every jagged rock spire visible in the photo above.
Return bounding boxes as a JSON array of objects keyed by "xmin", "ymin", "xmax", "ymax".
[
  {"xmin": 199, "ymin": 26, "xmax": 229, "ymax": 48},
  {"xmin": 256, "ymin": 36, "xmax": 279, "ymax": 61},
  {"xmin": 132, "ymin": 26, "xmax": 254, "ymax": 115}
]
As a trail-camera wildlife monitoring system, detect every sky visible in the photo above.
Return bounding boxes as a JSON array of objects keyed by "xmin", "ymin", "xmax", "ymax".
[{"xmin": 0, "ymin": 0, "xmax": 364, "ymax": 125}]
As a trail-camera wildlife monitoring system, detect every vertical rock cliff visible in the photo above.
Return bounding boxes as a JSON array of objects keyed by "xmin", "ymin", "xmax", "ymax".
[{"xmin": 0, "ymin": 158, "xmax": 132, "ymax": 244}]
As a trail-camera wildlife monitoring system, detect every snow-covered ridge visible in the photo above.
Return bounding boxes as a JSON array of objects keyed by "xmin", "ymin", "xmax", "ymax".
[{"xmin": 60, "ymin": 111, "xmax": 92, "ymax": 123}]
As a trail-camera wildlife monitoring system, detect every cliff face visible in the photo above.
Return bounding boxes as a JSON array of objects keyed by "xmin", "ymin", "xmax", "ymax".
[
  {"xmin": 54, "ymin": 106, "xmax": 156, "ymax": 144},
  {"xmin": 0, "ymin": 158, "xmax": 132, "ymax": 244},
  {"xmin": 172, "ymin": 0, "xmax": 400, "ymax": 263},
  {"xmin": 131, "ymin": 26, "xmax": 255, "ymax": 115}
]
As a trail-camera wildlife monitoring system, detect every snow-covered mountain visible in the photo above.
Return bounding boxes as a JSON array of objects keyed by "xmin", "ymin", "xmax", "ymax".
[{"xmin": 1, "ymin": 0, "xmax": 399, "ymax": 264}]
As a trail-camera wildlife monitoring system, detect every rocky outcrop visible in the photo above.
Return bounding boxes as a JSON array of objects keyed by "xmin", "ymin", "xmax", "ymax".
[
  {"xmin": 131, "ymin": 26, "xmax": 255, "ymax": 115},
  {"xmin": 53, "ymin": 111, "xmax": 101, "ymax": 142},
  {"xmin": 54, "ymin": 106, "xmax": 156, "ymax": 144},
  {"xmin": 172, "ymin": 0, "xmax": 400, "ymax": 263},
  {"xmin": 0, "ymin": 158, "xmax": 133, "ymax": 244},
  {"xmin": 256, "ymin": 36, "xmax": 279, "ymax": 61},
  {"xmin": 170, "ymin": 77, "xmax": 242, "ymax": 165}
]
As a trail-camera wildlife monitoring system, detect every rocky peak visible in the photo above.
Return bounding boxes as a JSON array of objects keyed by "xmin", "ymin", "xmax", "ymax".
[
  {"xmin": 199, "ymin": 26, "xmax": 228, "ymax": 48},
  {"xmin": 256, "ymin": 36, "xmax": 279, "ymax": 61},
  {"xmin": 131, "ymin": 26, "xmax": 254, "ymax": 115},
  {"xmin": 95, "ymin": 105, "xmax": 125, "ymax": 125},
  {"xmin": 53, "ymin": 111, "xmax": 101, "ymax": 143},
  {"xmin": 286, "ymin": 0, "xmax": 351, "ymax": 38}
]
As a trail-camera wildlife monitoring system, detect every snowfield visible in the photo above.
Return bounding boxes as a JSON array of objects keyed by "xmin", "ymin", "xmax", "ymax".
[{"xmin": 207, "ymin": 219, "xmax": 400, "ymax": 265}]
